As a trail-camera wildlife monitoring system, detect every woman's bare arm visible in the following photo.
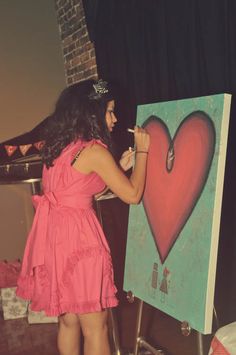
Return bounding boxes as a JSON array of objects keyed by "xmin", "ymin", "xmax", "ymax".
[
  {"xmin": 73, "ymin": 127, "xmax": 150, "ymax": 204},
  {"xmin": 90, "ymin": 146, "xmax": 148, "ymax": 204}
]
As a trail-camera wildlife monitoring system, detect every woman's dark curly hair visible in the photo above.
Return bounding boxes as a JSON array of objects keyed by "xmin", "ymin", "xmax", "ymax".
[{"xmin": 41, "ymin": 79, "xmax": 115, "ymax": 168}]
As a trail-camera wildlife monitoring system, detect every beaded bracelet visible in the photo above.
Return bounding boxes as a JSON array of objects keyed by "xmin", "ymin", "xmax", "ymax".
[{"xmin": 136, "ymin": 151, "xmax": 148, "ymax": 154}]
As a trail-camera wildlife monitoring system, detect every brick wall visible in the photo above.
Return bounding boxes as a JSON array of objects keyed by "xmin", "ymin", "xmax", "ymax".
[{"xmin": 55, "ymin": 0, "xmax": 98, "ymax": 86}]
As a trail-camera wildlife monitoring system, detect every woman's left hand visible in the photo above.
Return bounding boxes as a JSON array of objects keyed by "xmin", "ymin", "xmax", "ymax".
[{"xmin": 119, "ymin": 148, "xmax": 135, "ymax": 171}]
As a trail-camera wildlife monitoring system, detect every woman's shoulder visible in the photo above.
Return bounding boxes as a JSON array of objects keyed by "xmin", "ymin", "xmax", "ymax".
[
  {"xmin": 61, "ymin": 138, "xmax": 108, "ymax": 163},
  {"xmin": 71, "ymin": 139, "xmax": 109, "ymax": 165},
  {"xmin": 83, "ymin": 140, "xmax": 109, "ymax": 161},
  {"xmin": 83, "ymin": 138, "xmax": 108, "ymax": 149},
  {"xmin": 71, "ymin": 138, "xmax": 111, "ymax": 175}
]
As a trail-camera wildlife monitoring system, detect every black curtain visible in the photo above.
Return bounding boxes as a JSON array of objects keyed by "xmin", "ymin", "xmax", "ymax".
[
  {"xmin": 85, "ymin": 0, "xmax": 236, "ymax": 102},
  {"xmin": 83, "ymin": 0, "xmax": 236, "ymax": 326}
]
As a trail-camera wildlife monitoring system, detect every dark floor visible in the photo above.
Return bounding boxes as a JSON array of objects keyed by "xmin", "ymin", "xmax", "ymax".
[
  {"xmin": 0, "ymin": 311, "xmax": 58, "ymax": 355},
  {"xmin": 0, "ymin": 298, "xmax": 213, "ymax": 355}
]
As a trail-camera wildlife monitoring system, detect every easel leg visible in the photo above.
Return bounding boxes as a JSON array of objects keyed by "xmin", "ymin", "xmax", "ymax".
[
  {"xmin": 213, "ymin": 306, "xmax": 220, "ymax": 329},
  {"xmin": 196, "ymin": 305, "xmax": 219, "ymax": 355},
  {"xmin": 133, "ymin": 299, "xmax": 164, "ymax": 355},
  {"xmin": 133, "ymin": 299, "xmax": 144, "ymax": 355},
  {"xmin": 197, "ymin": 332, "xmax": 204, "ymax": 355},
  {"xmin": 108, "ymin": 308, "xmax": 122, "ymax": 355}
]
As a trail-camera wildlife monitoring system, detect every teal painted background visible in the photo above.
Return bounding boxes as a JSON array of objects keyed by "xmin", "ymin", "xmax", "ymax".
[{"xmin": 123, "ymin": 94, "xmax": 230, "ymax": 334}]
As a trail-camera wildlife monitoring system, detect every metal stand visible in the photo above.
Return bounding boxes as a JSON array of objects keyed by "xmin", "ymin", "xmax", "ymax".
[
  {"xmin": 134, "ymin": 300, "xmax": 164, "ymax": 355},
  {"xmin": 196, "ymin": 332, "xmax": 204, "ymax": 355},
  {"xmin": 0, "ymin": 178, "xmax": 42, "ymax": 200},
  {"xmin": 126, "ymin": 292, "xmax": 164, "ymax": 355},
  {"xmin": 129, "ymin": 295, "xmax": 220, "ymax": 355},
  {"xmin": 108, "ymin": 308, "xmax": 122, "ymax": 355},
  {"xmin": 213, "ymin": 306, "xmax": 220, "ymax": 330},
  {"xmin": 30, "ymin": 179, "xmax": 41, "ymax": 195},
  {"xmin": 0, "ymin": 178, "xmax": 41, "ymax": 188},
  {"xmin": 95, "ymin": 192, "xmax": 122, "ymax": 355},
  {"xmin": 181, "ymin": 305, "xmax": 220, "ymax": 355}
]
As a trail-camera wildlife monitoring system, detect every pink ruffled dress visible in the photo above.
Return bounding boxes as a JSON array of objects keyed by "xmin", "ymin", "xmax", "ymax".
[{"xmin": 16, "ymin": 139, "xmax": 118, "ymax": 316}]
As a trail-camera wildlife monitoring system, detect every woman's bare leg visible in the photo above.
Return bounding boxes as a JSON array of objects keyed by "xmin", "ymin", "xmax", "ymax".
[
  {"xmin": 79, "ymin": 310, "xmax": 111, "ymax": 355},
  {"xmin": 57, "ymin": 313, "xmax": 81, "ymax": 355}
]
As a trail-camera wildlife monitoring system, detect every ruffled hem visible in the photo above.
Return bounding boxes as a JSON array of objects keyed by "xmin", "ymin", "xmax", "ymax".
[
  {"xmin": 16, "ymin": 292, "xmax": 118, "ymax": 317},
  {"xmin": 16, "ymin": 246, "xmax": 118, "ymax": 317},
  {"xmin": 16, "ymin": 263, "xmax": 51, "ymax": 300},
  {"xmin": 16, "ymin": 281, "xmax": 118, "ymax": 317}
]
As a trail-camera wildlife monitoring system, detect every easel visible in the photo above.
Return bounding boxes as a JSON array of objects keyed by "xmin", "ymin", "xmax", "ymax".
[
  {"xmin": 92, "ymin": 191, "xmax": 220, "ymax": 355},
  {"xmin": 127, "ymin": 291, "xmax": 220, "ymax": 355},
  {"xmin": 127, "ymin": 292, "xmax": 164, "ymax": 355}
]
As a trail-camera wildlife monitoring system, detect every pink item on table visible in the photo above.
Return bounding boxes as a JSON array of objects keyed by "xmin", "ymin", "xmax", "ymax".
[{"xmin": 0, "ymin": 260, "xmax": 21, "ymax": 288}]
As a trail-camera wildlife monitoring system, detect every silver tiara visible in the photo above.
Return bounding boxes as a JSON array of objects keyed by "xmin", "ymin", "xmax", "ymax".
[
  {"xmin": 89, "ymin": 79, "xmax": 109, "ymax": 99},
  {"xmin": 93, "ymin": 79, "xmax": 108, "ymax": 94}
]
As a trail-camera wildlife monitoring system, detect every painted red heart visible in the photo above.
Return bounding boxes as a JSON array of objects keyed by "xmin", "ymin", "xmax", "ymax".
[{"xmin": 142, "ymin": 112, "xmax": 215, "ymax": 263}]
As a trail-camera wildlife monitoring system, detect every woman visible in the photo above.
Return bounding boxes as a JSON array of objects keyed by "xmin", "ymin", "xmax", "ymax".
[{"xmin": 16, "ymin": 79, "xmax": 150, "ymax": 355}]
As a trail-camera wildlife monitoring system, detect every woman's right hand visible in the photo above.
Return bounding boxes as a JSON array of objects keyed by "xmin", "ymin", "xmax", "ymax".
[
  {"xmin": 73, "ymin": 130, "xmax": 150, "ymax": 204},
  {"xmin": 134, "ymin": 126, "xmax": 150, "ymax": 152}
]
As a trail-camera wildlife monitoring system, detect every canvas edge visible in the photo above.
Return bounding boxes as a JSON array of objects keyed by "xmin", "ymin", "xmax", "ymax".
[{"xmin": 204, "ymin": 93, "xmax": 232, "ymax": 333}]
